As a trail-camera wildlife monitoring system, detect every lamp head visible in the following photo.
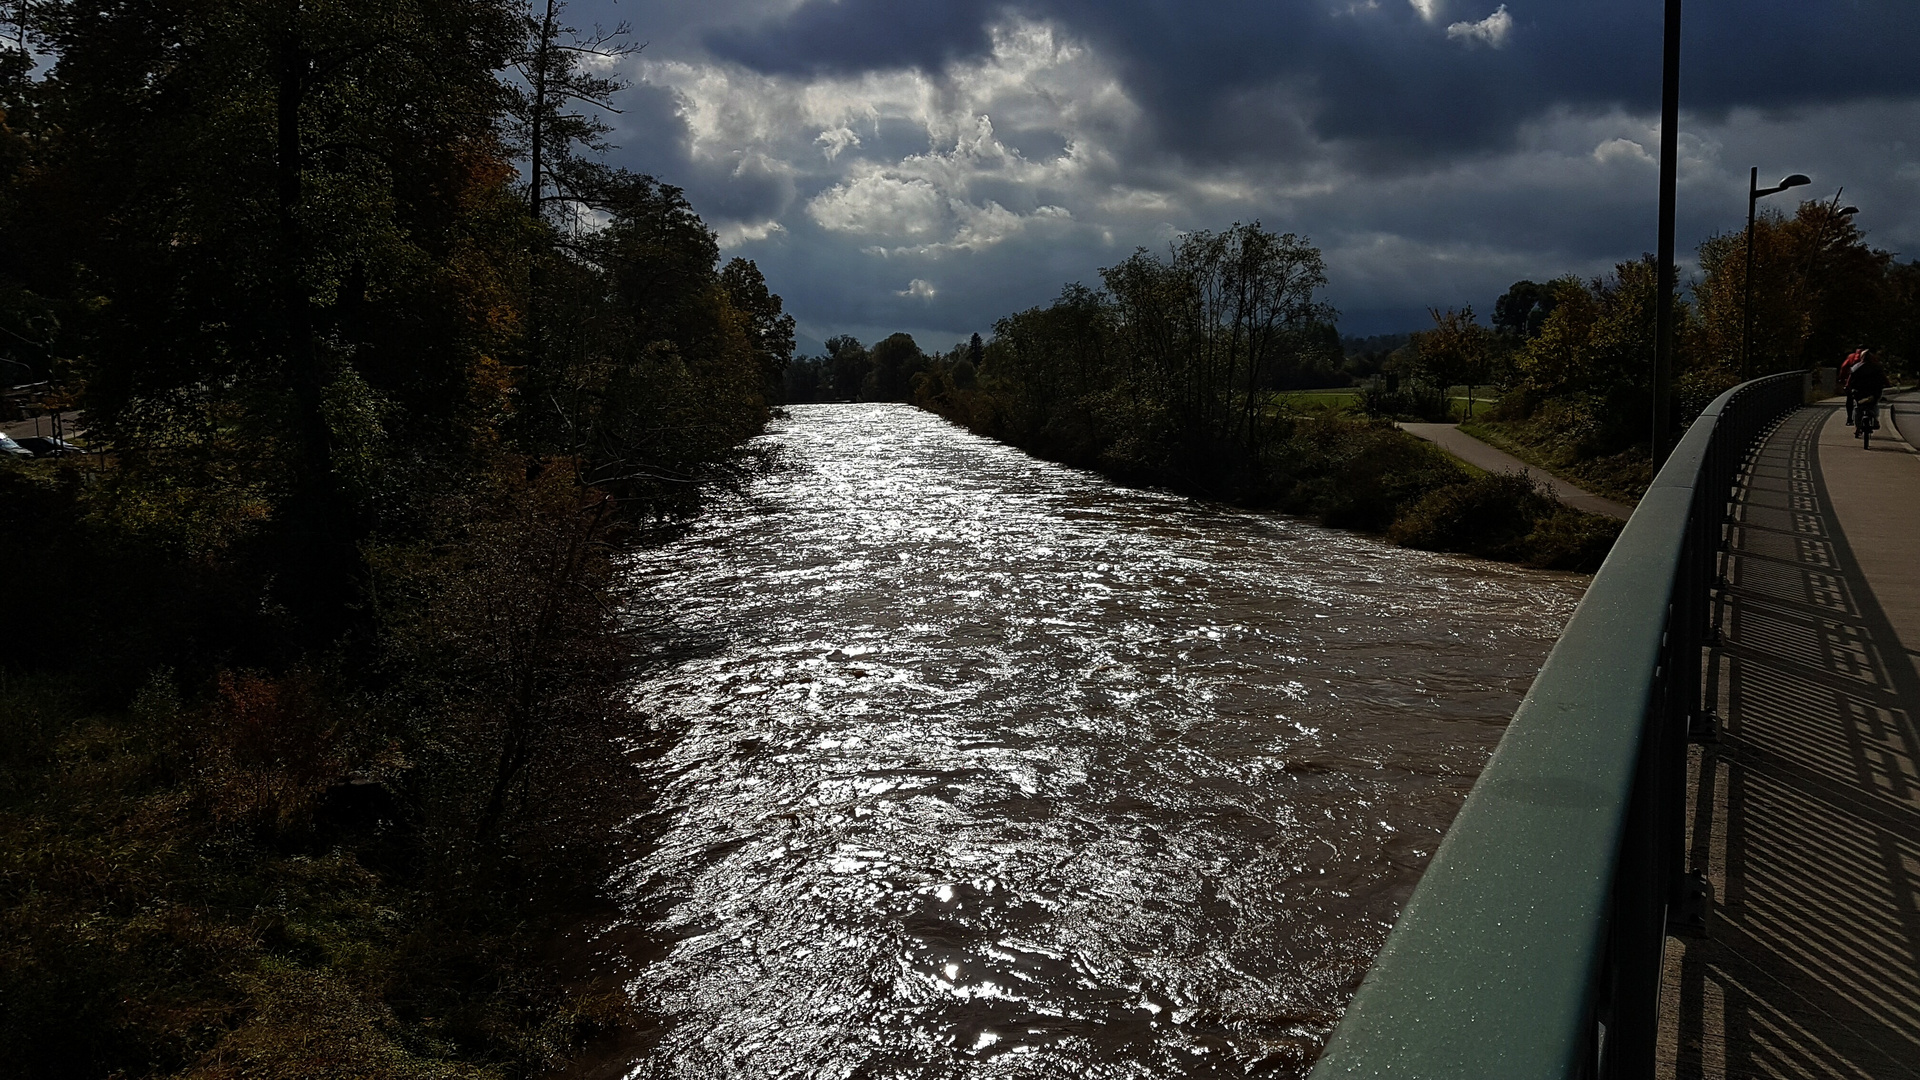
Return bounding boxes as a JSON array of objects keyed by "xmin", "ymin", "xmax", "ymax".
[
  {"xmin": 1780, "ymin": 174, "xmax": 1812, "ymax": 188},
  {"xmin": 1839, "ymin": 205, "xmax": 1860, "ymax": 216}
]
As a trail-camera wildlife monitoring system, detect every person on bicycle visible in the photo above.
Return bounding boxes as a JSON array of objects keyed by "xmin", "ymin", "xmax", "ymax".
[
  {"xmin": 1841, "ymin": 344, "xmax": 1866, "ymax": 423},
  {"xmin": 1848, "ymin": 349, "xmax": 1889, "ymax": 441}
]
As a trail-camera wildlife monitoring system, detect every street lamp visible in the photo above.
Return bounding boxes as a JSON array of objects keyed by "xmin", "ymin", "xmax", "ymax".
[{"xmin": 1742, "ymin": 169, "xmax": 1812, "ymax": 380}]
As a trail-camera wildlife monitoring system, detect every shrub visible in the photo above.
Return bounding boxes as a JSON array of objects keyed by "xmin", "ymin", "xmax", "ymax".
[
  {"xmin": 1388, "ymin": 472, "xmax": 1556, "ymax": 561},
  {"xmin": 1388, "ymin": 472, "xmax": 1623, "ymax": 571},
  {"xmin": 1522, "ymin": 508, "xmax": 1625, "ymax": 572}
]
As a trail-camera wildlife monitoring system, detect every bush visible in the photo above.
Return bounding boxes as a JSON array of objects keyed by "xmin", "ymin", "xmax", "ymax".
[
  {"xmin": 1388, "ymin": 472, "xmax": 1556, "ymax": 561},
  {"xmin": 1280, "ymin": 416, "xmax": 1470, "ymax": 531},
  {"xmin": 1359, "ymin": 380, "xmax": 1452, "ymax": 421},
  {"xmin": 1388, "ymin": 472, "xmax": 1623, "ymax": 571},
  {"xmin": 1521, "ymin": 508, "xmax": 1625, "ymax": 572}
]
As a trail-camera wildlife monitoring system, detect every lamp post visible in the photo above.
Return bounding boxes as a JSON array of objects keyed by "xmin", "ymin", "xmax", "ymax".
[{"xmin": 1742, "ymin": 169, "xmax": 1812, "ymax": 380}]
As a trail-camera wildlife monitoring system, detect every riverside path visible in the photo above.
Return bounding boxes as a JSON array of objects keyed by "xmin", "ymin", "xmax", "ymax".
[
  {"xmin": 1396, "ymin": 422, "xmax": 1635, "ymax": 520},
  {"xmin": 1656, "ymin": 401, "xmax": 1920, "ymax": 1079}
]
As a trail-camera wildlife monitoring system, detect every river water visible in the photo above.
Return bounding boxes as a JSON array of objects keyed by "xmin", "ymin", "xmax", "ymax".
[{"xmin": 604, "ymin": 403, "xmax": 1584, "ymax": 1079}]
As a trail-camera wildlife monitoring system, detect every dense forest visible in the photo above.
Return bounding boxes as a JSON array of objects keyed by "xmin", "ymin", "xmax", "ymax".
[{"xmin": 0, "ymin": 1, "xmax": 789, "ymax": 1077}]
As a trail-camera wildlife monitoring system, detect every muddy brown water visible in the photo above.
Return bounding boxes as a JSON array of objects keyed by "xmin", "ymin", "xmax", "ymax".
[{"xmin": 596, "ymin": 403, "xmax": 1584, "ymax": 1079}]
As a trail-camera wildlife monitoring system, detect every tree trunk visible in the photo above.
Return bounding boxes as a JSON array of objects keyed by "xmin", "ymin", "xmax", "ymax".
[{"xmin": 276, "ymin": 13, "xmax": 351, "ymax": 640}]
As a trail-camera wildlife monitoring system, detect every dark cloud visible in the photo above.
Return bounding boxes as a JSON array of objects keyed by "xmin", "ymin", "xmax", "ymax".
[
  {"xmin": 569, "ymin": 0, "xmax": 1920, "ymax": 341},
  {"xmin": 697, "ymin": 0, "xmax": 1919, "ymax": 167},
  {"xmin": 606, "ymin": 80, "xmax": 692, "ymax": 165},
  {"xmin": 705, "ymin": 0, "xmax": 1001, "ymax": 76}
]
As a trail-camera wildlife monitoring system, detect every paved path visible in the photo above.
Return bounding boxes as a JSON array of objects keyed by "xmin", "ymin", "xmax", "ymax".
[
  {"xmin": 1396, "ymin": 422, "xmax": 1634, "ymax": 520},
  {"xmin": 1656, "ymin": 404, "xmax": 1920, "ymax": 1080},
  {"xmin": 1, "ymin": 411, "xmax": 81, "ymax": 441},
  {"xmin": 1890, "ymin": 390, "xmax": 1920, "ymax": 455}
]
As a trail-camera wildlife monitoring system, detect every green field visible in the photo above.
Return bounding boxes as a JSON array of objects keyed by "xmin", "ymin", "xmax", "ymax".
[
  {"xmin": 1274, "ymin": 389, "xmax": 1362, "ymax": 410},
  {"xmin": 1269, "ymin": 387, "xmax": 1497, "ymax": 420}
]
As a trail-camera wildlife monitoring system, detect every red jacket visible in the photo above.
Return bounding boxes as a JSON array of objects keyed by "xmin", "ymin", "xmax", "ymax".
[{"xmin": 1849, "ymin": 358, "xmax": 1889, "ymax": 398}]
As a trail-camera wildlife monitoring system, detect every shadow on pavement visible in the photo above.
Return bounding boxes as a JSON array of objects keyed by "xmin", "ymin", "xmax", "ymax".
[{"xmin": 1660, "ymin": 406, "xmax": 1920, "ymax": 1080}]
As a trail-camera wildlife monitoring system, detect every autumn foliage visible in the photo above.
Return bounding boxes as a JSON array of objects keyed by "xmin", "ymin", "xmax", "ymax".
[{"xmin": 0, "ymin": 1, "xmax": 789, "ymax": 1075}]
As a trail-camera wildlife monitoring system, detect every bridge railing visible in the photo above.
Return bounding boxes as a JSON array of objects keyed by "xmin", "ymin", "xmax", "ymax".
[{"xmin": 1308, "ymin": 372, "xmax": 1806, "ymax": 1080}]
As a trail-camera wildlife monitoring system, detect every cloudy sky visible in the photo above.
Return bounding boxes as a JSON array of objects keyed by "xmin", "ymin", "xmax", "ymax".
[{"xmin": 575, "ymin": 0, "xmax": 1920, "ymax": 350}]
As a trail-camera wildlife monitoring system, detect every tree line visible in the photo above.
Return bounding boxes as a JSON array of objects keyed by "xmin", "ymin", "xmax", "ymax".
[
  {"xmin": 879, "ymin": 222, "xmax": 1620, "ymax": 569},
  {"xmin": 1387, "ymin": 197, "xmax": 1917, "ymax": 500},
  {"xmin": 0, "ymin": 1, "xmax": 789, "ymax": 1076}
]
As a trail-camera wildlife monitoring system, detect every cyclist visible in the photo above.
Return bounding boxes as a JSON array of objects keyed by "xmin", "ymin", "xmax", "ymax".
[
  {"xmin": 1841, "ymin": 344, "xmax": 1866, "ymax": 423},
  {"xmin": 1848, "ymin": 349, "xmax": 1889, "ymax": 446}
]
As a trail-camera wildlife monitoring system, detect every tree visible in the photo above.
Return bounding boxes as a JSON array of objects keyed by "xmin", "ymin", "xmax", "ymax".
[
  {"xmin": 1413, "ymin": 306, "xmax": 1491, "ymax": 418},
  {"xmin": 1512, "ymin": 258, "xmax": 1700, "ymax": 454},
  {"xmin": 865, "ymin": 332, "xmax": 926, "ymax": 401},
  {"xmin": 1100, "ymin": 222, "xmax": 1332, "ymax": 459},
  {"xmin": 1694, "ymin": 197, "xmax": 1891, "ymax": 377},
  {"xmin": 28, "ymin": 0, "xmax": 525, "ymax": 637},
  {"xmin": 721, "ymin": 257, "xmax": 796, "ymax": 401},
  {"xmin": 825, "ymin": 335, "xmax": 870, "ymax": 400},
  {"xmin": 508, "ymin": 0, "xmax": 638, "ymax": 227},
  {"xmin": 1493, "ymin": 280, "xmax": 1557, "ymax": 338}
]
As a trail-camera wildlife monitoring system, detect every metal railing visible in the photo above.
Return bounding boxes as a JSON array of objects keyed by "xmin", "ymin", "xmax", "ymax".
[{"xmin": 1309, "ymin": 371, "xmax": 1806, "ymax": 1079}]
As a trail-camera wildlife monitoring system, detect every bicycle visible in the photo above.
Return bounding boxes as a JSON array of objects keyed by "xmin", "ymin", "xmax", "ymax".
[{"xmin": 1855, "ymin": 394, "xmax": 1881, "ymax": 448}]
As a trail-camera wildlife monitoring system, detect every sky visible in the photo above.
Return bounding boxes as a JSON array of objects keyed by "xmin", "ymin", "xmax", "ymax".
[{"xmin": 571, "ymin": 0, "xmax": 1920, "ymax": 350}]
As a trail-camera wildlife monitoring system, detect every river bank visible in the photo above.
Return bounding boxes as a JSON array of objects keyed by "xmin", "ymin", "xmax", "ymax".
[{"xmin": 912, "ymin": 376, "xmax": 1623, "ymax": 571}]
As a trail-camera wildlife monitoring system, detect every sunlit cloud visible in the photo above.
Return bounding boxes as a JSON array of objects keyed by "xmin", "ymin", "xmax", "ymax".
[
  {"xmin": 715, "ymin": 219, "xmax": 789, "ymax": 248},
  {"xmin": 1446, "ymin": 5, "xmax": 1512, "ymax": 47}
]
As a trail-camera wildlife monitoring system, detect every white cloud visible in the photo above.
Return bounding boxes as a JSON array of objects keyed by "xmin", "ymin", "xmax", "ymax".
[
  {"xmin": 1410, "ymin": 0, "xmax": 1444, "ymax": 23},
  {"xmin": 637, "ymin": 17, "xmax": 1142, "ymax": 261},
  {"xmin": 899, "ymin": 279, "xmax": 938, "ymax": 299},
  {"xmin": 808, "ymin": 174, "xmax": 945, "ymax": 236},
  {"xmin": 715, "ymin": 220, "xmax": 789, "ymax": 248},
  {"xmin": 815, "ymin": 126, "xmax": 861, "ymax": 160},
  {"xmin": 1447, "ymin": 5, "xmax": 1512, "ymax": 47},
  {"xmin": 1592, "ymin": 138, "xmax": 1653, "ymax": 165}
]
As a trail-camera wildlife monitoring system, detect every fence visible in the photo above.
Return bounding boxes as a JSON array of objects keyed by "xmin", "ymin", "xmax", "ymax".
[{"xmin": 1308, "ymin": 372, "xmax": 1806, "ymax": 1079}]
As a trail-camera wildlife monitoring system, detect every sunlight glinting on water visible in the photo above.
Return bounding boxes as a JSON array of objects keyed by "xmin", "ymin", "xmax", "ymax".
[{"xmin": 606, "ymin": 403, "xmax": 1584, "ymax": 1079}]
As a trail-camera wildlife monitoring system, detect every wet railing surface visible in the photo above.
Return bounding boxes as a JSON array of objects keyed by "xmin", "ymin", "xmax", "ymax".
[
  {"xmin": 603, "ymin": 403, "xmax": 1586, "ymax": 1079},
  {"xmin": 1310, "ymin": 373, "xmax": 1806, "ymax": 1080}
]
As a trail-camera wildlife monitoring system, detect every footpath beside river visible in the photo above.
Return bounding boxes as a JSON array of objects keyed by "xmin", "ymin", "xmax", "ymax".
[
  {"xmin": 588, "ymin": 404, "xmax": 1588, "ymax": 1078},
  {"xmin": 1658, "ymin": 404, "xmax": 1920, "ymax": 1078}
]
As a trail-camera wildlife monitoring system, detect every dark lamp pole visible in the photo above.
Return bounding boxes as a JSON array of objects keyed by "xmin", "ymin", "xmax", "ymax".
[
  {"xmin": 1742, "ymin": 169, "xmax": 1812, "ymax": 381},
  {"xmin": 1653, "ymin": 0, "xmax": 1682, "ymax": 467}
]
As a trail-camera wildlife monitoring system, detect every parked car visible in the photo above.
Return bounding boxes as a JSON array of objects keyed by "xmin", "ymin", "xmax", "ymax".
[
  {"xmin": 0, "ymin": 433, "xmax": 33, "ymax": 458},
  {"xmin": 16, "ymin": 436, "xmax": 86, "ymax": 457}
]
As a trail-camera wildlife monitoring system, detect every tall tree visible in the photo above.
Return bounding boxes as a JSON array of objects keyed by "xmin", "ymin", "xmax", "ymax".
[
  {"xmin": 1414, "ymin": 306, "xmax": 1491, "ymax": 418},
  {"xmin": 1695, "ymin": 197, "xmax": 1892, "ymax": 375}
]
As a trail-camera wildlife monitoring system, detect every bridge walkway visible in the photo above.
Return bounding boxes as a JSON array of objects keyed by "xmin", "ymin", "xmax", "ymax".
[{"xmin": 1657, "ymin": 403, "xmax": 1920, "ymax": 1079}]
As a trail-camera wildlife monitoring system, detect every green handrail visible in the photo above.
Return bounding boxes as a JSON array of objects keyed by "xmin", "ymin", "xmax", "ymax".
[{"xmin": 1309, "ymin": 373, "xmax": 1804, "ymax": 1079}]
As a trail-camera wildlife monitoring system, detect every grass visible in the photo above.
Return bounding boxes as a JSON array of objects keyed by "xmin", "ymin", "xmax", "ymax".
[
  {"xmin": 1270, "ymin": 388, "xmax": 1497, "ymax": 422},
  {"xmin": 1274, "ymin": 389, "xmax": 1361, "ymax": 410},
  {"xmin": 1459, "ymin": 420, "xmax": 1647, "ymax": 505}
]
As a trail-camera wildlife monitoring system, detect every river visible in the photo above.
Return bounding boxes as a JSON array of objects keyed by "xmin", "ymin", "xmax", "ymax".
[{"xmin": 599, "ymin": 403, "xmax": 1585, "ymax": 1079}]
